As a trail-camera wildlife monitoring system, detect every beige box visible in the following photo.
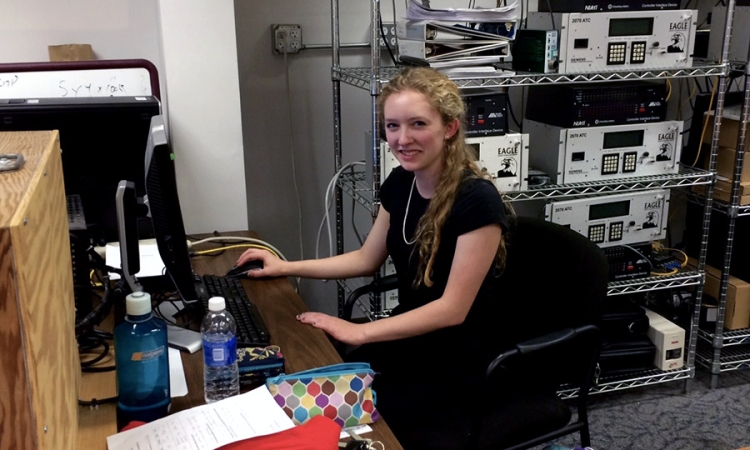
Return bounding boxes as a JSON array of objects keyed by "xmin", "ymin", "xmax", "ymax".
[
  {"xmin": 691, "ymin": 181, "xmax": 750, "ymax": 205},
  {"xmin": 715, "ymin": 146, "xmax": 750, "ymax": 184},
  {"xmin": 690, "ymin": 258, "xmax": 750, "ymax": 330},
  {"xmin": 714, "ymin": 180, "xmax": 750, "ymax": 205},
  {"xmin": 643, "ymin": 308, "xmax": 685, "ymax": 371},
  {"xmin": 702, "ymin": 109, "xmax": 750, "ymax": 153},
  {"xmin": 0, "ymin": 131, "xmax": 79, "ymax": 450}
]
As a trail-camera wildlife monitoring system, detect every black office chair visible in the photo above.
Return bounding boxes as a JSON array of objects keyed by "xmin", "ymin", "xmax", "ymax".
[{"xmin": 343, "ymin": 216, "xmax": 608, "ymax": 450}]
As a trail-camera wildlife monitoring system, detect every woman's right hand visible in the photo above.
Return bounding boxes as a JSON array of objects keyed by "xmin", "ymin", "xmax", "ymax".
[{"xmin": 235, "ymin": 248, "xmax": 287, "ymax": 278}]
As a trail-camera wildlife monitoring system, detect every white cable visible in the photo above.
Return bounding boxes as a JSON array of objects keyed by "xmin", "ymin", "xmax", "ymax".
[
  {"xmin": 315, "ymin": 161, "xmax": 366, "ymax": 260},
  {"xmin": 315, "ymin": 173, "xmax": 339, "ymax": 260},
  {"xmin": 319, "ymin": 161, "xmax": 364, "ymax": 259},
  {"xmin": 283, "ymin": 38, "xmax": 305, "ymax": 261},
  {"xmin": 620, "ymin": 244, "xmax": 654, "ymax": 270},
  {"xmin": 392, "ymin": 0, "xmax": 399, "ymax": 54},
  {"xmin": 188, "ymin": 236, "xmax": 289, "ymax": 262}
]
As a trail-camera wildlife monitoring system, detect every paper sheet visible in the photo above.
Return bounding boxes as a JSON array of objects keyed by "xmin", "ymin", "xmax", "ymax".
[
  {"xmin": 168, "ymin": 347, "xmax": 188, "ymax": 398},
  {"xmin": 105, "ymin": 239, "xmax": 166, "ymax": 280},
  {"xmin": 340, "ymin": 424, "xmax": 373, "ymax": 439},
  {"xmin": 107, "ymin": 386, "xmax": 294, "ymax": 450}
]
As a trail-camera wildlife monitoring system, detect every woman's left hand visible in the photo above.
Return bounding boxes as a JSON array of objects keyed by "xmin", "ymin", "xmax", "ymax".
[{"xmin": 296, "ymin": 312, "xmax": 363, "ymax": 346}]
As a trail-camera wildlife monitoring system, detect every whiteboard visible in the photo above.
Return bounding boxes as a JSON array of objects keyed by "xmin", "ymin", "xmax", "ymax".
[{"xmin": 0, "ymin": 67, "xmax": 154, "ymax": 99}]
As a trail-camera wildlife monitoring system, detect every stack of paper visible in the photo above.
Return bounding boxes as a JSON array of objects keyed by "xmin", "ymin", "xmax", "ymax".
[
  {"xmin": 107, "ymin": 387, "xmax": 294, "ymax": 450},
  {"xmin": 407, "ymin": 0, "xmax": 518, "ymax": 22}
]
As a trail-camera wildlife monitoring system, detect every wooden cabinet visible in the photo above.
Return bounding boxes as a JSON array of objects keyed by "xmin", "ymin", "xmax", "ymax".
[{"xmin": 0, "ymin": 130, "xmax": 79, "ymax": 450}]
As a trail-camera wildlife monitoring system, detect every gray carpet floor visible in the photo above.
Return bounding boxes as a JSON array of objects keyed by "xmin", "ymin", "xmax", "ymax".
[{"xmin": 539, "ymin": 368, "xmax": 750, "ymax": 450}]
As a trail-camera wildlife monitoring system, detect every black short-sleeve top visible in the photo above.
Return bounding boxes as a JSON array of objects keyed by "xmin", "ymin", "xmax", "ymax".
[{"xmin": 379, "ymin": 166, "xmax": 509, "ymax": 315}]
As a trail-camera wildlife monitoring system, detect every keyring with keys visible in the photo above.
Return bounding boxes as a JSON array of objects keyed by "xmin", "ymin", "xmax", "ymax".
[{"xmin": 338, "ymin": 429, "xmax": 384, "ymax": 450}]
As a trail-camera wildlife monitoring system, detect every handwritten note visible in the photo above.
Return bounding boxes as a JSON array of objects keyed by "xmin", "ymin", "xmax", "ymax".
[
  {"xmin": 0, "ymin": 67, "xmax": 152, "ymax": 99},
  {"xmin": 106, "ymin": 386, "xmax": 295, "ymax": 450}
]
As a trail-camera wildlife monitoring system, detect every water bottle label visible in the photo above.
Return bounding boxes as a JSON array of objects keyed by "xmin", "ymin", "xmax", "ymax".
[
  {"xmin": 203, "ymin": 336, "xmax": 237, "ymax": 367},
  {"xmin": 131, "ymin": 345, "xmax": 165, "ymax": 362}
]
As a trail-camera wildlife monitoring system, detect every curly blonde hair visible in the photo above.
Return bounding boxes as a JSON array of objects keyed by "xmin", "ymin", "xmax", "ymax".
[{"xmin": 377, "ymin": 67, "xmax": 508, "ymax": 287}]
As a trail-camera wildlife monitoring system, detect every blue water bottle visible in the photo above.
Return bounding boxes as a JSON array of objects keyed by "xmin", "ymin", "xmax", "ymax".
[{"xmin": 114, "ymin": 291, "xmax": 171, "ymax": 424}]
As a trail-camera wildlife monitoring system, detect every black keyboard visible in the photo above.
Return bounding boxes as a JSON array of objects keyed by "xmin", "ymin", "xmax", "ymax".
[{"xmin": 201, "ymin": 274, "xmax": 271, "ymax": 347}]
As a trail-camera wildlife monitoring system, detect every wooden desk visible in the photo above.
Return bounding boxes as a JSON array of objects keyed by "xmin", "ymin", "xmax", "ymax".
[{"xmin": 77, "ymin": 232, "xmax": 403, "ymax": 449}]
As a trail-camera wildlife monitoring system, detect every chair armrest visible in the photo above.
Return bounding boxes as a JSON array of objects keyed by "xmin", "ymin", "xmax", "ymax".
[
  {"xmin": 342, "ymin": 274, "xmax": 399, "ymax": 320},
  {"xmin": 486, "ymin": 324, "xmax": 600, "ymax": 380}
]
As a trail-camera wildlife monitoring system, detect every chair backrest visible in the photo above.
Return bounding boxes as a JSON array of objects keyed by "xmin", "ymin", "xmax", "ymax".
[
  {"xmin": 498, "ymin": 215, "xmax": 607, "ymax": 335},
  {"xmin": 488, "ymin": 215, "xmax": 608, "ymax": 390}
]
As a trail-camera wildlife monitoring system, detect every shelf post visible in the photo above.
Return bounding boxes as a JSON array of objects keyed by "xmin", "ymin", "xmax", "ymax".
[
  {"xmin": 705, "ymin": 0, "xmax": 737, "ymax": 381},
  {"xmin": 331, "ymin": 0, "xmax": 345, "ymax": 317}
]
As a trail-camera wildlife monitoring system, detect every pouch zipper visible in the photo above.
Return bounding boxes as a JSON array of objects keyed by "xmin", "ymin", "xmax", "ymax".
[
  {"xmin": 239, "ymin": 361, "xmax": 284, "ymax": 372},
  {"xmin": 266, "ymin": 362, "xmax": 373, "ymax": 383}
]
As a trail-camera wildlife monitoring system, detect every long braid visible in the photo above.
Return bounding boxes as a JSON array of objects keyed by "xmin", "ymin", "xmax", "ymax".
[
  {"xmin": 414, "ymin": 139, "xmax": 477, "ymax": 287},
  {"xmin": 378, "ymin": 67, "xmax": 509, "ymax": 288}
]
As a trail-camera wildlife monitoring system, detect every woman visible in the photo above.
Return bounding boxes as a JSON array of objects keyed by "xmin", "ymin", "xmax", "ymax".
[{"xmin": 237, "ymin": 67, "xmax": 510, "ymax": 443}]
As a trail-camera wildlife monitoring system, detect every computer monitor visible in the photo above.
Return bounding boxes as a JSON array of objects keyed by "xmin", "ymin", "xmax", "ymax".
[
  {"xmin": 0, "ymin": 96, "xmax": 160, "ymax": 243},
  {"xmin": 143, "ymin": 115, "xmax": 201, "ymax": 304}
]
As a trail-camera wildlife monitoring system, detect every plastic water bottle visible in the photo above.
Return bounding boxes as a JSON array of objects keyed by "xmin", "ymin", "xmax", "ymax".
[
  {"xmin": 201, "ymin": 296, "xmax": 240, "ymax": 403},
  {"xmin": 114, "ymin": 291, "xmax": 171, "ymax": 424}
]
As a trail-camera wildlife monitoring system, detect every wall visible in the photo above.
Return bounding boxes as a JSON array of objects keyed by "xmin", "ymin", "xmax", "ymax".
[
  {"xmin": 158, "ymin": 0, "xmax": 247, "ymax": 234},
  {"xmin": 234, "ymin": 0, "xmax": 503, "ymax": 314},
  {"xmin": 235, "ymin": 0, "xmax": 372, "ymax": 314}
]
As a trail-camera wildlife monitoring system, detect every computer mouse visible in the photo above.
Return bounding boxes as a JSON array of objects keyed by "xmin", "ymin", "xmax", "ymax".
[{"xmin": 225, "ymin": 260, "xmax": 264, "ymax": 278}]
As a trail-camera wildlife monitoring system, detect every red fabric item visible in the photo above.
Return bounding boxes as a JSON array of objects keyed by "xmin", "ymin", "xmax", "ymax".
[
  {"xmin": 121, "ymin": 421, "xmax": 147, "ymax": 431},
  {"xmin": 218, "ymin": 415, "xmax": 341, "ymax": 450},
  {"xmin": 121, "ymin": 415, "xmax": 341, "ymax": 450}
]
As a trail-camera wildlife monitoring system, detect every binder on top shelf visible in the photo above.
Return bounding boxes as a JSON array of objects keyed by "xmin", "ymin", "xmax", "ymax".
[
  {"xmin": 397, "ymin": 20, "xmax": 517, "ymax": 42},
  {"xmin": 398, "ymin": 39, "xmax": 509, "ymax": 62},
  {"xmin": 396, "ymin": 20, "xmax": 512, "ymax": 65}
]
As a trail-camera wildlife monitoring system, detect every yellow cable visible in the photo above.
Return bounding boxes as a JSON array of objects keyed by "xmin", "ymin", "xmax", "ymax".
[
  {"xmin": 679, "ymin": 78, "xmax": 698, "ymax": 115},
  {"xmin": 193, "ymin": 243, "xmax": 279, "ymax": 258},
  {"xmin": 660, "ymin": 246, "xmax": 689, "ymax": 267},
  {"xmin": 665, "ymin": 79, "xmax": 673, "ymax": 102},
  {"xmin": 651, "ymin": 268, "xmax": 678, "ymax": 276},
  {"xmin": 89, "ymin": 269, "xmax": 103, "ymax": 288},
  {"xmin": 692, "ymin": 77, "xmax": 718, "ymax": 167}
]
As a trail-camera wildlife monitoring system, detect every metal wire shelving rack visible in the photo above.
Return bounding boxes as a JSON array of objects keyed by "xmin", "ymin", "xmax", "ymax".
[
  {"xmin": 329, "ymin": 0, "xmax": 739, "ymax": 396},
  {"xmin": 694, "ymin": 55, "xmax": 750, "ymax": 387}
]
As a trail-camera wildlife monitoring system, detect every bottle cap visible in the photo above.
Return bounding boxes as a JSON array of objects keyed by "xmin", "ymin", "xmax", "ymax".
[
  {"xmin": 208, "ymin": 296, "xmax": 226, "ymax": 312},
  {"xmin": 126, "ymin": 291, "xmax": 152, "ymax": 316}
]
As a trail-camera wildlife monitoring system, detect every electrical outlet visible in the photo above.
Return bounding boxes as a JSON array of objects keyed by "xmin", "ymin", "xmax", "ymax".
[
  {"xmin": 271, "ymin": 24, "xmax": 302, "ymax": 55},
  {"xmin": 379, "ymin": 22, "xmax": 397, "ymax": 49}
]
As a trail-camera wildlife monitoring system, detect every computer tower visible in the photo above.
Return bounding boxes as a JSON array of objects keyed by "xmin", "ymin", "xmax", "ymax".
[{"xmin": 67, "ymin": 194, "xmax": 92, "ymax": 333}]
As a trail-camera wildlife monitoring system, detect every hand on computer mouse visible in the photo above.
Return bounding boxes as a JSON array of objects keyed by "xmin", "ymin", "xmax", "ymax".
[
  {"xmin": 236, "ymin": 248, "xmax": 286, "ymax": 278},
  {"xmin": 225, "ymin": 260, "xmax": 264, "ymax": 278}
]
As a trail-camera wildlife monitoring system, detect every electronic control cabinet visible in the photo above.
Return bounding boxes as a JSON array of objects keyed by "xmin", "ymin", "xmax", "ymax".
[
  {"xmin": 525, "ymin": 119, "xmax": 682, "ymax": 184},
  {"xmin": 511, "ymin": 29, "xmax": 559, "ymax": 73},
  {"xmin": 466, "ymin": 133, "xmax": 529, "ymax": 193},
  {"xmin": 367, "ymin": 131, "xmax": 528, "ymax": 193},
  {"xmin": 525, "ymin": 81, "xmax": 667, "ymax": 128},
  {"xmin": 545, "ymin": 189, "xmax": 669, "ymax": 247},
  {"xmin": 463, "ymin": 91, "xmax": 509, "ymax": 137},
  {"xmin": 527, "ymin": 9, "xmax": 696, "ymax": 73}
]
